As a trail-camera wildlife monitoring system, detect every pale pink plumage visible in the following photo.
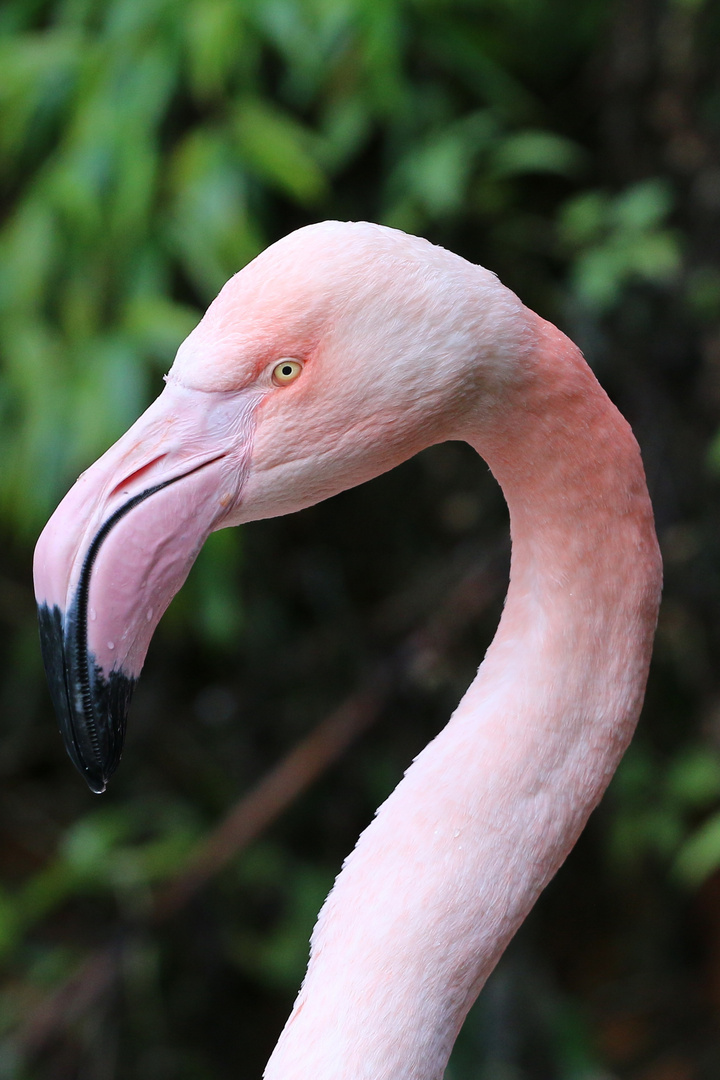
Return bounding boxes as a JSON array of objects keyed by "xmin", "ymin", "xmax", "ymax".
[{"xmin": 33, "ymin": 221, "xmax": 662, "ymax": 1078}]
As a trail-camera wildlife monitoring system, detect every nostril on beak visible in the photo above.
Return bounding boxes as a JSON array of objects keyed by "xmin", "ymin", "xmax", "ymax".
[{"xmin": 107, "ymin": 454, "xmax": 168, "ymax": 502}]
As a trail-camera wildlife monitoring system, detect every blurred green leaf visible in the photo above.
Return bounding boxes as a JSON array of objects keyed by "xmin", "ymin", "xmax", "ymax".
[
  {"xmin": 560, "ymin": 179, "xmax": 681, "ymax": 310},
  {"xmin": 675, "ymin": 812, "xmax": 720, "ymax": 886},
  {"xmin": 183, "ymin": 0, "xmax": 251, "ymax": 102},
  {"xmin": 228, "ymin": 845, "xmax": 334, "ymax": 990},
  {"xmin": 233, "ymin": 97, "xmax": 328, "ymax": 204},
  {"xmin": 666, "ymin": 746, "xmax": 720, "ymax": 806},
  {"xmin": 612, "ymin": 178, "xmax": 674, "ymax": 231},
  {"xmin": 558, "ymin": 191, "xmax": 608, "ymax": 247},
  {"xmin": 490, "ymin": 130, "xmax": 585, "ymax": 178},
  {"xmin": 187, "ymin": 526, "xmax": 244, "ymax": 649},
  {"xmin": 0, "ymin": 32, "xmax": 82, "ymax": 165}
]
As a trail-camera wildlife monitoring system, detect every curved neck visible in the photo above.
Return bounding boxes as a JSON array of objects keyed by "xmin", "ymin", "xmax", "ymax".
[
  {"xmin": 471, "ymin": 316, "xmax": 660, "ymax": 742},
  {"xmin": 264, "ymin": 318, "xmax": 661, "ymax": 1080}
]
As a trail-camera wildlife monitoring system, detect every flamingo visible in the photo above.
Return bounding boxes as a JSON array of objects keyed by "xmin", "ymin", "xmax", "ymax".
[{"xmin": 33, "ymin": 221, "xmax": 661, "ymax": 1079}]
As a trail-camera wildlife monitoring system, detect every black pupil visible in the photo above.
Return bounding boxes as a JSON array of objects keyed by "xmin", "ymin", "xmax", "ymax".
[{"xmin": 282, "ymin": 366, "xmax": 292, "ymax": 375}]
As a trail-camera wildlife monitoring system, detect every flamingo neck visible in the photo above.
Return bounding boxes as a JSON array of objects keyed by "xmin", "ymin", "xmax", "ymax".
[{"xmin": 264, "ymin": 317, "xmax": 661, "ymax": 1080}]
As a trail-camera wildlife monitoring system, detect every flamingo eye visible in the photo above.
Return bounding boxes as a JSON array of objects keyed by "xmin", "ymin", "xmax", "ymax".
[{"xmin": 272, "ymin": 359, "xmax": 304, "ymax": 386}]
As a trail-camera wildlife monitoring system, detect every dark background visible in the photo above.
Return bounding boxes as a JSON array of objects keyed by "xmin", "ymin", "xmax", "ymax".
[{"xmin": 1, "ymin": 0, "xmax": 719, "ymax": 1076}]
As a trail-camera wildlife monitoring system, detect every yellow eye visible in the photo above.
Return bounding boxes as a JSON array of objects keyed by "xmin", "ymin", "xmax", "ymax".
[{"xmin": 272, "ymin": 358, "xmax": 304, "ymax": 386}]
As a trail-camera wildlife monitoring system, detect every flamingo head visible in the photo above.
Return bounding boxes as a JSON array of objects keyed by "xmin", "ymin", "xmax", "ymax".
[{"xmin": 33, "ymin": 221, "xmax": 526, "ymax": 792}]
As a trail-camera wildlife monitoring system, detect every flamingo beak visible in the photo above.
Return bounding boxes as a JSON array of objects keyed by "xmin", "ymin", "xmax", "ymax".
[{"xmin": 33, "ymin": 379, "xmax": 259, "ymax": 792}]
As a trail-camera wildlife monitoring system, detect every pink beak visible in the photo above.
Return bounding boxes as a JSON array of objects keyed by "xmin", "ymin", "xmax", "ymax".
[{"xmin": 33, "ymin": 379, "xmax": 260, "ymax": 792}]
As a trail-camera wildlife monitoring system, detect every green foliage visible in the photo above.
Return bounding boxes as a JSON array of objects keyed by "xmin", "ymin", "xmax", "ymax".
[
  {"xmin": 608, "ymin": 743, "xmax": 720, "ymax": 886},
  {"xmin": 0, "ymin": 799, "xmax": 201, "ymax": 966},
  {"xmin": 0, "ymin": 0, "xmax": 717, "ymax": 1076},
  {"xmin": 0, "ymin": 0, "xmax": 611, "ymax": 539},
  {"xmin": 559, "ymin": 179, "xmax": 682, "ymax": 311},
  {"xmin": 165, "ymin": 526, "xmax": 245, "ymax": 649},
  {"xmin": 226, "ymin": 843, "xmax": 334, "ymax": 990}
]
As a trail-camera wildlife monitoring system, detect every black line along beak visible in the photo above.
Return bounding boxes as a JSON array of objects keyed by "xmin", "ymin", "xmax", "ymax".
[{"xmin": 37, "ymin": 479, "xmax": 177, "ymax": 794}]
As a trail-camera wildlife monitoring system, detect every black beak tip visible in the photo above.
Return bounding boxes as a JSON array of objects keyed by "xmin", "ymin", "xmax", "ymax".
[{"xmin": 37, "ymin": 602, "xmax": 133, "ymax": 794}]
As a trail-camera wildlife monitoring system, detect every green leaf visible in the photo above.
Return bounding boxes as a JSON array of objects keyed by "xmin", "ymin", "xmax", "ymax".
[
  {"xmin": 491, "ymin": 130, "xmax": 585, "ymax": 178},
  {"xmin": 186, "ymin": 526, "xmax": 244, "ymax": 649},
  {"xmin": 0, "ymin": 31, "xmax": 82, "ymax": 165},
  {"xmin": 124, "ymin": 294, "xmax": 200, "ymax": 364},
  {"xmin": 183, "ymin": 0, "xmax": 250, "ymax": 101},
  {"xmin": 612, "ymin": 179, "xmax": 674, "ymax": 232},
  {"xmin": 166, "ymin": 128, "xmax": 262, "ymax": 296},
  {"xmin": 389, "ymin": 112, "xmax": 498, "ymax": 218},
  {"xmin": 233, "ymin": 97, "xmax": 328, "ymax": 204},
  {"xmin": 666, "ymin": 747, "xmax": 720, "ymax": 807},
  {"xmin": 675, "ymin": 812, "xmax": 720, "ymax": 886},
  {"xmin": 558, "ymin": 191, "xmax": 609, "ymax": 247},
  {"xmin": 627, "ymin": 231, "xmax": 681, "ymax": 281}
]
